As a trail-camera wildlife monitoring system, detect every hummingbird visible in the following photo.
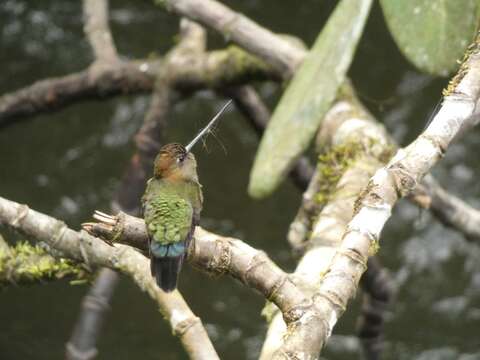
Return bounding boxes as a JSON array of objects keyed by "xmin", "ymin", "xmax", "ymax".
[{"xmin": 142, "ymin": 100, "xmax": 232, "ymax": 292}]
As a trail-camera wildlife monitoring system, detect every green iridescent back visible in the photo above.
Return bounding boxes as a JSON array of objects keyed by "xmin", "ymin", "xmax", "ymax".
[{"xmin": 142, "ymin": 178, "xmax": 202, "ymax": 245}]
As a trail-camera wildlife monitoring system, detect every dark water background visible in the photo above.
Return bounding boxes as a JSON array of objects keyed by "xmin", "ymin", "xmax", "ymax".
[{"xmin": 1, "ymin": 1, "xmax": 479, "ymax": 359}]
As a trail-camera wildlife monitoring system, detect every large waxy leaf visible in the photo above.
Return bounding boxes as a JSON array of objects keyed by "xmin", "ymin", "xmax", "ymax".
[
  {"xmin": 380, "ymin": 0, "xmax": 479, "ymax": 76},
  {"xmin": 248, "ymin": 0, "xmax": 373, "ymax": 198}
]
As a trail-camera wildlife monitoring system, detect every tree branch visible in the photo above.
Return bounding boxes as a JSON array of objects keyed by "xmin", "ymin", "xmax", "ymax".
[
  {"xmin": 413, "ymin": 175, "xmax": 480, "ymax": 242},
  {"xmin": 0, "ymin": 47, "xmax": 272, "ymax": 129},
  {"xmin": 261, "ymin": 87, "xmax": 395, "ymax": 359},
  {"xmin": 83, "ymin": 211, "xmax": 308, "ymax": 319},
  {"xmin": 83, "ymin": 0, "xmax": 118, "ymax": 64},
  {"xmin": 0, "ymin": 196, "xmax": 219, "ymax": 360},
  {"xmin": 66, "ymin": 269, "xmax": 119, "ymax": 360},
  {"xmin": 357, "ymin": 257, "xmax": 393, "ymax": 360},
  {"xmin": 295, "ymin": 31, "xmax": 480, "ymax": 358},
  {"xmin": 0, "ymin": 237, "xmax": 87, "ymax": 287},
  {"xmin": 155, "ymin": 0, "xmax": 304, "ymax": 77},
  {"xmin": 0, "ymin": 63, "xmax": 155, "ymax": 129},
  {"xmin": 229, "ymin": 84, "xmax": 393, "ymax": 359}
]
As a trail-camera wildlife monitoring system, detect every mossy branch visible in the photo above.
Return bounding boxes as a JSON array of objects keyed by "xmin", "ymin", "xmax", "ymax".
[
  {"xmin": 261, "ymin": 89, "xmax": 395, "ymax": 359},
  {"xmin": 0, "ymin": 238, "xmax": 88, "ymax": 288}
]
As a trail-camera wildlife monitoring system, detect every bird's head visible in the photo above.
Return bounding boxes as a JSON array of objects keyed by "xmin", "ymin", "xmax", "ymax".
[
  {"xmin": 153, "ymin": 100, "xmax": 232, "ymax": 182},
  {"xmin": 153, "ymin": 143, "xmax": 197, "ymax": 181}
]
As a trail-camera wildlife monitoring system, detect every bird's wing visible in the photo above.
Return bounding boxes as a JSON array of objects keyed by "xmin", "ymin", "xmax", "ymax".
[
  {"xmin": 191, "ymin": 181, "xmax": 203, "ymax": 225},
  {"xmin": 143, "ymin": 193, "xmax": 193, "ymax": 245}
]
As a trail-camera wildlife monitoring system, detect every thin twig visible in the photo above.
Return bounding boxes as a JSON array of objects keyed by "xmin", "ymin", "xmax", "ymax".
[{"xmin": 413, "ymin": 175, "xmax": 480, "ymax": 242}]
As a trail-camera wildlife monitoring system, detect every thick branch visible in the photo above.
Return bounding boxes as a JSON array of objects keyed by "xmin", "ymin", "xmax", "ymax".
[
  {"xmin": 229, "ymin": 84, "xmax": 393, "ymax": 358},
  {"xmin": 261, "ymin": 88, "xmax": 395, "ymax": 359},
  {"xmin": 0, "ymin": 196, "xmax": 218, "ymax": 360},
  {"xmin": 84, "ymin": 211, "xmax": 308, "ymax": 319}
]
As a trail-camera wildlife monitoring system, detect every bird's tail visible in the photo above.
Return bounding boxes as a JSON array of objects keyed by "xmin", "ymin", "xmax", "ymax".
[
  {"xmin": 150, "ymin": 242, "xmax": 186, "ymax": 292},
  {"xmin": 150, "ymin": 256, "xmax": 184, "ymax": 292}
]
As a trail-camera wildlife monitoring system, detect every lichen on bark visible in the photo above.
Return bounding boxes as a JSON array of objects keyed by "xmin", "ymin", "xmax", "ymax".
[{"xmin": 0, "ymin": 240, "xmax": 89, "ymax": 287}]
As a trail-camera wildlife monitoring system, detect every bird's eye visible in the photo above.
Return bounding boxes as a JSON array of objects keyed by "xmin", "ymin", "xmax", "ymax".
[{"xmin": 177, "ymin": 154, "xmax": 185, "ymax": 164}]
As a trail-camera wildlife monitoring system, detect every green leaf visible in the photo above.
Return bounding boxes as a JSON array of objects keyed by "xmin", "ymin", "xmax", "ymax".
[
  {"xmin": 380, "ymin": 0, "xmax": 479, "ymax": 76},
  {"xmin": 248, "ymin": 0, "xmax": 373, "ymax": 198}
]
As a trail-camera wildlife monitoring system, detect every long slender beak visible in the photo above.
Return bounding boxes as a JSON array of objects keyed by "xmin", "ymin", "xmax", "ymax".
[{"xmin": 185, "ymin": 99, "xmax": 233, "ymax": 153}]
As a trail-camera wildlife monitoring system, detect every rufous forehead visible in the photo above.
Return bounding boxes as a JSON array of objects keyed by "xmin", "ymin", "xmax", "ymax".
[
  {"xmin": 159, "ymin": 143, "xmax": 187, "ymax": 158},
  {"xmin": 157, "ymin": 153, "xmax": 173, "ymax": 166}
]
